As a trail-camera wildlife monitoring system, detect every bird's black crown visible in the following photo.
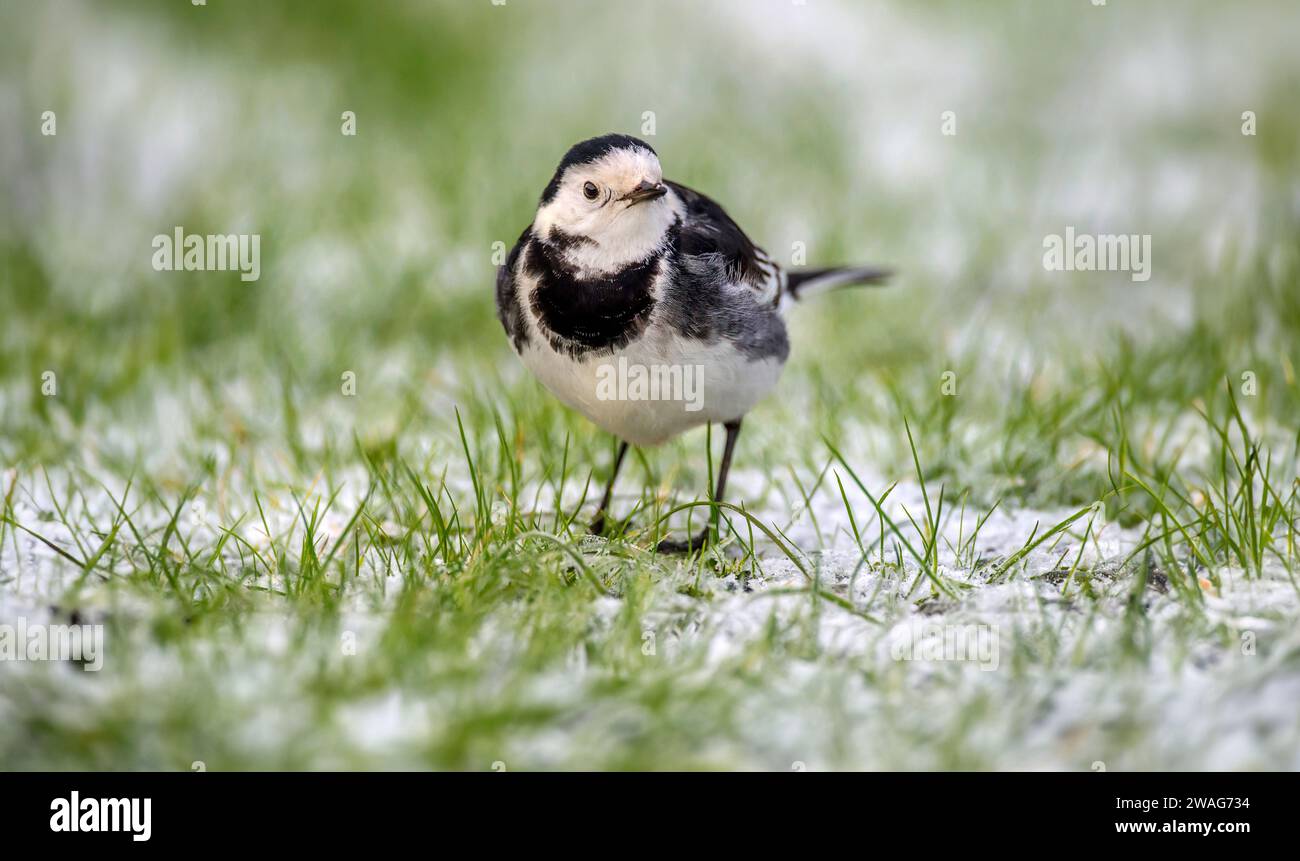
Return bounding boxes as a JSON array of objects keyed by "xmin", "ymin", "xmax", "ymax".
[{"xmin": 539, "ymin": 133, "xmax": 657, "ymax": 205}]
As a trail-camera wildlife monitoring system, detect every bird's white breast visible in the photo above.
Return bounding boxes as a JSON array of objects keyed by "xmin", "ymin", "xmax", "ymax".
[
  {"xmin": 515, "ymin": 265, "xmax": 784, "ymax": 446},
  {"xmin": 519, "ymin": 328, "xmax": 783, "ymax": 447}
]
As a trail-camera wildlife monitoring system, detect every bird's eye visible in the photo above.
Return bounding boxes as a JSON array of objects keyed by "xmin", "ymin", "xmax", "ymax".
[{"xmin": 582, "ymin": 181, "xmax": 599, "ymax": 200}]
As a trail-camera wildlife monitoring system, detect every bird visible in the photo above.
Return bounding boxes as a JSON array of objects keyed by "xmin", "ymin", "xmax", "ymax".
[{"xmin": 495, "ymin": 133, "xmax": 890, "ymax": 553}]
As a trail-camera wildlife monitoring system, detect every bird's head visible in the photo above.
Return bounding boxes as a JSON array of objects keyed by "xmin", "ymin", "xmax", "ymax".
[{"xmin": 532, "ymin": 134, "xmax": 677, "ymax": 271}]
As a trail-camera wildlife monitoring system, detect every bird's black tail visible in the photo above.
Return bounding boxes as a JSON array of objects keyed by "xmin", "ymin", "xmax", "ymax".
[{"xmin": 785, "ymin": 266, "xmax": 892, "ymax": 302}]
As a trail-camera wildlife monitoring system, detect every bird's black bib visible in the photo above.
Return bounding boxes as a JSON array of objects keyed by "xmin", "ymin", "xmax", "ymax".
[{"xmin": 524, "ymin": 235, "xmax": 660, "ymax": 358}]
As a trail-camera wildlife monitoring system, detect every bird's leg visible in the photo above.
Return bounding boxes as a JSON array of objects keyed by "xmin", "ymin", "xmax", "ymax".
[
  {"xmin": 588, "ymin": 439, "xmax": 629, "ymax": 535},
  {"xmin": 657, "ymin": 419, "xmax": 742, "ymax": 555}
]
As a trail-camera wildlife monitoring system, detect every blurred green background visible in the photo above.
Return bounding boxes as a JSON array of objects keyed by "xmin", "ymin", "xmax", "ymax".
[{"xmin": 3, "ymin": 0, "xmax": 1297, "ymax": 474}]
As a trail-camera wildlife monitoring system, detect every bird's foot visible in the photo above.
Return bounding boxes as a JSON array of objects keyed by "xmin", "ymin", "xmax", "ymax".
[
  {"xmin": 589, "ymin": 513, "xmax": 635, "ymax": 537},
  {"xmin": 655, "ymin": 528, "xmax": 711, "ymax": 555}
]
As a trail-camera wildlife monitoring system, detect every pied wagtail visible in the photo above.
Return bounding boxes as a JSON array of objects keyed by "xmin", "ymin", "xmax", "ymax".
[{"xmin": 496, "ymin": 134, "xmax": 889, "ymax": 553}]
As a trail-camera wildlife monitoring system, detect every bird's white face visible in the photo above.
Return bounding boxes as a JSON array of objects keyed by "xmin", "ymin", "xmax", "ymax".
[{"xmin": 533, "ymin": 146, "xmax": 680, "ymax": 273}]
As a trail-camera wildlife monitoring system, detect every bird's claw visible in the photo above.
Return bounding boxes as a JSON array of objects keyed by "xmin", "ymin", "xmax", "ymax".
[
  {"xmin": 590, "ymin": 513, "xmax": 635, "ymax": 537},
  {"xmin": 655, "ymin": 528, "xmax": 711, "ymax": 555}
]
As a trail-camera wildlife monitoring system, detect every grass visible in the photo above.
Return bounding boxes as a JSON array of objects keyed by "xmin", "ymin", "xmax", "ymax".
[{"xmin": 2, "ymin": 0, "xmax": 1300, "ymax": 770}]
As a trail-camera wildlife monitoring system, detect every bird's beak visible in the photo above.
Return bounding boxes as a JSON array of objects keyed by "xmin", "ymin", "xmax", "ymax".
[{"xmin": 621, "ymin": 180, "xmax": 667, "ymax": 204}]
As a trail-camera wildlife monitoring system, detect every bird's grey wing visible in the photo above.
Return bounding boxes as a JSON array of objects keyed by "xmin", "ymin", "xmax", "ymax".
[
  {"xmin": 665, "ymin": 180, "xmax": 784, "ymax": 306},
  {"xmin": 660, "ymin": 182, "xmax": 790, "ymax": 362},
  {"xmin": 495, "ymin": 227, "xmax": 533, "ymax": 352}
]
